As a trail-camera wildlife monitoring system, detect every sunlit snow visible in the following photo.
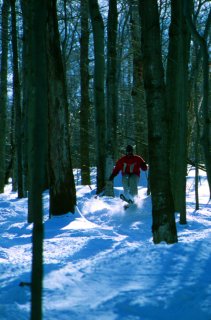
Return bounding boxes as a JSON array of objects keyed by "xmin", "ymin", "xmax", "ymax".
[{"xmin": 0, "ymin": 168, "xmax": 210, "ymax": 320}]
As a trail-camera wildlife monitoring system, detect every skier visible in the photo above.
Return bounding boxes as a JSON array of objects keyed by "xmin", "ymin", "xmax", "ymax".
[{"xmin": 109, "ymin": 145, "xmax": 147, "ymax": 203}]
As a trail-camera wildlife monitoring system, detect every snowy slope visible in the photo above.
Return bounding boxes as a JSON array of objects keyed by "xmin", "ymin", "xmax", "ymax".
[{"xmin": 0, "ymin": 168, "xmax": 211, "ymax": 320}]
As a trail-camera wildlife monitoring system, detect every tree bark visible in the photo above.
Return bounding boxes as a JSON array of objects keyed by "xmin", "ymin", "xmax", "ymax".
[
  {"xmin": 25, "ymin": 0, "xmax": 48, "ymax": 318},
  {"xmin": 129, "ymin": 0, "xmax": 148, "ymax": 160},
  {"xmin": 47, "ymin": 0, "xmax": 76, "ymax": 215},
  {"xmin": 80, "ymin": 0, "xmax": 91, "ymax": 185},
  {"xmin": 89, "ymin": 0, "xmax": 106, "ymax": 194},
  {"xmin": 104, "ymin": 0, "xmax": 118, "ymax": 196},
  {"xmin": 0, "ymin": 0, "xmax": 10, "ymax": 193},
  {"xmin": 166, "ymin": 0, "xmax": 190, "ymax": 224},
  {"xmin": 184, "ymin": 2, "xmax": 211, "ymax": 199},
  {"xmin": 139, "ymin": 0, "xmax": 177, "ymax": 244},
  {"xmin": 10, "ymin": 0, "xmax": 24, "ymax": 198}
]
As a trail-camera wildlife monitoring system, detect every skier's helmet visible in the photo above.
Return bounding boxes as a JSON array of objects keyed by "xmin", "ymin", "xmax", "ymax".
[{"xmin": 126, "ymin": 145, "xmax": 133, "ymax": 153}]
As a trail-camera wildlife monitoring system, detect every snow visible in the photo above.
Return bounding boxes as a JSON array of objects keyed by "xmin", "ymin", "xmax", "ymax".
[{"xmin": 0, "ymin": 168, "xmax": 211, "ymax": 320}]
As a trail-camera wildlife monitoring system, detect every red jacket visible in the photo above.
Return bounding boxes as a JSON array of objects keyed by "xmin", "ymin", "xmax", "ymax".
[{"xmin": 111, "ymin": 154, "xmax": 147, "ymax": 178}]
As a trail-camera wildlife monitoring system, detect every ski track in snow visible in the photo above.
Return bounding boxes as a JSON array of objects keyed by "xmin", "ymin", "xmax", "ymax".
[{"xmin": 0, "ymin": 170, "xmax": 211, "ymax": 320}]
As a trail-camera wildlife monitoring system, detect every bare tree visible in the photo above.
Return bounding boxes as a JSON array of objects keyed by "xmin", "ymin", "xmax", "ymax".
[
  {"xmin": 104, "ymin": 0, "xmax": 118, "ymax": 196},
  {"xmin": 89, "ymin": 0, "xmax": 106, "ymax": 194},
  {"xmin": 129, "ymin": 0, "xmax": 148, "ymax": 159},
  {"xmin": 10, "ymin": 0, "xmax": 24, "ymax": 197},
  {"xmin": 139, "ymin": 0, "xmax": 178, "ymax": 244},
  {"xmin": 23, "ymin": 0, "xmax": 48, "ymax": 318},
  {"xmin": 184, "ymin": 1, "xmax": 211, "ymax": 199},
  {"xmin": 166, "ymin": 0, "xmax": 190, "ymax": 224},
  {"xmin": 80, "ymin": 0, "xmax": 91, "ymax": 185},
  {"xmin": 0, "ymin": 0, "xmax": 10, "ymax": 193},
  {"xmin": 47, "ymin": 0, "xmax": 76, "ymax": 216}
]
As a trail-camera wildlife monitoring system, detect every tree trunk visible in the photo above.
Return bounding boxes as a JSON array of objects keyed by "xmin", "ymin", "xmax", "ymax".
[
  {"xmin": 166, "ymin": 0, "xmax": 190, "ymax": 224},
  {"xmin": 104, "ymin": 0, "xmax": 118, "ymax": 196},
  {"xmin": 139, "ymin": 0, "xmax": 177, "ymax": 244},
  {"xmin": 21, "ymin": 0, "xmax": 31, "ymax": 219},
  {"xmin": 129, "ymin": 0, "xmax": 148, "ymax": 160},
  {"xmin": 80, "ymin": 0, "xmax": 91, "ymax": 185},
  {"xmin": 25, "ymin": 0, "xmax": 48, "ymax": 318},
  {"xmin": 0, "ymin": 0, "xmax": 9, "ymax": 193},
  {"xmin": 47, "ymin": 0, "xmax": 76, "ymax": 216},
  {"xmin": 184, "ymin": 2, "xmax": 211, "ymax": 199},
  {"xmin": 89, "ymin": 0, "xmax": 106, "ymax": 194},
  {"xmin": 10, "ymin": 0, "xmax": 24, "ymax": 198},
  {"xmin": 194, "ymin": 82, "xmax": 200, "ymax": 210}
]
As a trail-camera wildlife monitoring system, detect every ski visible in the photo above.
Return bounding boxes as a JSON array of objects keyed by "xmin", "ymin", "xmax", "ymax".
[
  {"xmin": 120, "ymin": 194, "xmax": 137, "ymax": 210},
  {"xmin": 120, "ymin": 193, "xmax": 133, "ymax": 204},
  {"xmin": 123, "ymin": 203, "xmax": 131, "ymax": 210}
]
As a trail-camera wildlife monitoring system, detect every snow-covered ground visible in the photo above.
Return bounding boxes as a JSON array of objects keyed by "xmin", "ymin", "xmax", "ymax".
[{"xmin": 0, "ymin": 168, "xmax": 210, "ymax": 320}]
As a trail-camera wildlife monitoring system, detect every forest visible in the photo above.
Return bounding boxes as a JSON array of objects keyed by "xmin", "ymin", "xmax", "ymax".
[
  {"xmin": 0, "ymin": 0, "xmax": 210, "ymax": 318},
  {"xmin": 0, "ymin": 0, "xmax": 211, "ymax": 239}
]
